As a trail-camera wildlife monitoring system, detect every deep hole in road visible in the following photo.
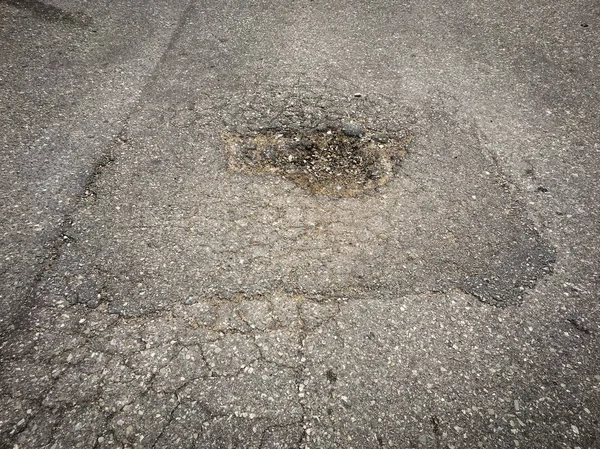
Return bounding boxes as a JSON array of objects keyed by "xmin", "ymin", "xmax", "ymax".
[{"xmin": 224, "ymin": 123, "xmax": 413, "ymax": 197}]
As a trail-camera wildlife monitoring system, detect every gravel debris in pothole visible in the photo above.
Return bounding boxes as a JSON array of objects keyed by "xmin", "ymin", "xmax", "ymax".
[{"xmin": 224, "ymin": 123, "xmax": 413, "ymax": 197}]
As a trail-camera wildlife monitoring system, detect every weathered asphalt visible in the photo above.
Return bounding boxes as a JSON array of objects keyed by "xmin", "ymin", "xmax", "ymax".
[{"xmin": 1, "ymin": 0, "xmax": 598, "ymax": 448}]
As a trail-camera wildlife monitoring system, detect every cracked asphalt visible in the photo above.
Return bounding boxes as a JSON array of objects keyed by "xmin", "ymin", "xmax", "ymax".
[{"xmin": 1, "ymin": 0, "xmax": 599, "ymax": 448}]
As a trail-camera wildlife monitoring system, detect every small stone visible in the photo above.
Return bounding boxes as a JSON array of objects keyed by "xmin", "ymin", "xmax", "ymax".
[
  {"xmin": 315, "ymin": 123, "xmax": 330, "ymax": 132},
  {"xmin": 571, "ymin": 425, "xmax": 579, "ymax": 435},
  {"xmin": 371, "ymin": 133, "xmax": 389, "ymax": 143},
  {"xmin": 341, "ymin": 122, "xmax": 364, "ymax": 137}
]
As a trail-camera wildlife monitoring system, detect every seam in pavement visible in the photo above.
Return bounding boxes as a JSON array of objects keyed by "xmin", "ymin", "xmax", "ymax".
[{"xmin": 0, "ymin": 0, "xmax": 196, "ymax": 345}]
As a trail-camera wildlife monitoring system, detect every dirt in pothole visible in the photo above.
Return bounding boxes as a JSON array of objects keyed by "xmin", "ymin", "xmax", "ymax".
[{"xmin": 224, "ymin": 123, "xmax": 413, "ymax": 197}]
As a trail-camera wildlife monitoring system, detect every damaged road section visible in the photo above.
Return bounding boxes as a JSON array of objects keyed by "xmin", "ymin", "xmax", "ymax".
[
  {"xmin": 25, "ymin": 87, "xmax": 557, "ymax": 316},
  {"xmin": 224, "ymin": 124, "xmax": 413, "ymax": 197}
]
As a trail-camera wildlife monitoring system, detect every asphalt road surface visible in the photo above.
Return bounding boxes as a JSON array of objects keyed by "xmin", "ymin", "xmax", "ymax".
[{"xmin": 1, "ymin": 0, "xmax": 599, "ymax": 448}]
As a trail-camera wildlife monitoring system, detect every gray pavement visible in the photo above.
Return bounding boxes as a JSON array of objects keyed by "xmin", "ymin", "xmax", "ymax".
[{"xmin": 1, "ymin": 0, "xmax": 599, "ymax": 448}]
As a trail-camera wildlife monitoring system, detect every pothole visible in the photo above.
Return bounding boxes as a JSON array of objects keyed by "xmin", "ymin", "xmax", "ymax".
[{"xmin": 224, "ymin": 123, "xmax": 413, "ymax": 197}]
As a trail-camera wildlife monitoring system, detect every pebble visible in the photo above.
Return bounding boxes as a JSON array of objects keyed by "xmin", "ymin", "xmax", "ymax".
[
  {"xmin": 341, "ymin": 122, "xmax": 365, "ymax": 137},
  {"xmin": 371, "ymin": 133, "xmax": 389, "ymax": 143}
]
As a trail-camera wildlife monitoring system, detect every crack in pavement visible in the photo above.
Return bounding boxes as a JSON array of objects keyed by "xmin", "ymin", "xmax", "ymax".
[
  {"xmin": 0, "ymin": 0, "xmax": 197, "ymax": 344},
  {"xmin": 2, "ymin": 0, "xmax": 597, "ymax": 447}
]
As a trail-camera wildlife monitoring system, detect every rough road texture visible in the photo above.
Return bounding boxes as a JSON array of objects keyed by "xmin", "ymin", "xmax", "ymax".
[
  {"xmin": 1, "ymin": 0, "xmax": 599, "ymax": 448},
  {"xmin": 224, "ymin": 124, "xmax": 413, "ymax": 197}
]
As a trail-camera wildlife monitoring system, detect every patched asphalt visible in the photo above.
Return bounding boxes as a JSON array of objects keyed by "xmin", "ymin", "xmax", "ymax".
[{"xmin": 1, "ymin": 0, "xmax": 599, "ymax": 448}]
